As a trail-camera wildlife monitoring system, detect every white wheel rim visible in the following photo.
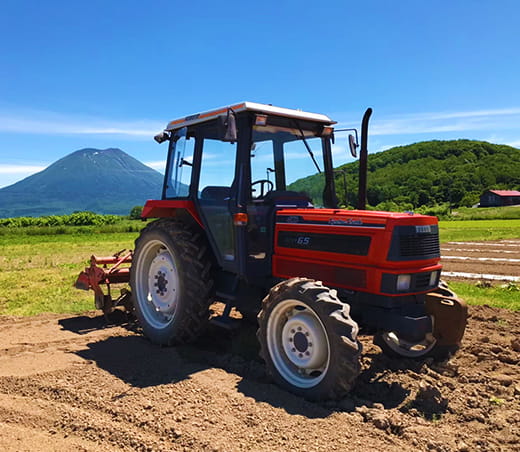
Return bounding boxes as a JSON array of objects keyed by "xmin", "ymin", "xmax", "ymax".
[
  {"xmin": 135, "ymin": 239, "xmax": 179, "ymax": 329},
  {"xmin": 381, "ymin": 331, "xmax": 437, "ymax": 358},
  {"xmin": 266, "ymin": 299, "xmax": 330, "ymax": 389}
]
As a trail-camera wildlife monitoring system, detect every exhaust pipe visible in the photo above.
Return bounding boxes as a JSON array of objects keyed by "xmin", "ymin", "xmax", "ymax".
[{"xmin": 357, "ymin": 107, "xmax": 372, "ymax": 210}]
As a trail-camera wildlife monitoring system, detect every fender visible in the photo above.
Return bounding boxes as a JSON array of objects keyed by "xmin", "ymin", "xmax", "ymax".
[{"xmin": 141, "ymin": 199, "xmax": 204, "ymax": 228}]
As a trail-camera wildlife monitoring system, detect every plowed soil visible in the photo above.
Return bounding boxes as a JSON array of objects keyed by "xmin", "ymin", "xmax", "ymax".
[
  {"xmin": 441, "ymin": 239, "xmax": 520, "ymax": 281},
  {"xmin": 0, "ymin": 303, "xmax": 518, "ymax": 452}
]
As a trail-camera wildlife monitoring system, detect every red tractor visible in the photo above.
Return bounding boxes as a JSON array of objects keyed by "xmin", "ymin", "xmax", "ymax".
[{"xmin": 77, "ymin": 102, "xmax": 467, "ymax": 400}]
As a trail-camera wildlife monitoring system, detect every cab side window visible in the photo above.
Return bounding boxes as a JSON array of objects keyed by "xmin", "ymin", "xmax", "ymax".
[{"xmin": 165, "ymin": 129, "xmax": 195, "ymax": 198}]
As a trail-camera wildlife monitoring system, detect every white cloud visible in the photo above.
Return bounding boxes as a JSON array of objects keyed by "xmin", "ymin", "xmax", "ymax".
[
  {"xmin": 0, "ymin": 164, "xmax": 46, "ymax": 174},
  {"xmin": 0, "ymin": 165, "xmax": 47, "ymax": 188},
  {"xmin": 0, "ymin": 108, "xmax": 164, "ymax": 138},
  {"xmin": 144, "ymin": 160, "xmax": 166, "ymax": 170},
  {"xmin": 406, "ymin": 107, "xmax": 520, "ymax": 121},
  {"xmin": 505, "ymin": 140, "xmax": 520, "ymax": 148},
  {"xmin": 3, "ymin": 105, "xmax": 518, "ymax": 144},
  {"xmin": 336, "ymin": 107, "xmax": 520, "ymax": 137}
]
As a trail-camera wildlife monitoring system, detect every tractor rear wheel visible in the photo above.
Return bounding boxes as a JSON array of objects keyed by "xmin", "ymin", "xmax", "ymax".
[
  {"xmin": 257, "ymin": 278, "xmax": 361, "ymax": 401},
  {"xmin": 130, "ymin": 219, "xmax": 213, "ymax": 345}
]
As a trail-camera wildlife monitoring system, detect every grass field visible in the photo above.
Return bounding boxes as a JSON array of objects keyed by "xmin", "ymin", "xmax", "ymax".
[
  {"xmin": 0, "ymin": 218, "xmax": 519, "ymax": 316},
  {"xmin": 439, "ymin": 219, "xmax": 520, "ymax": 243},
  {"xmin": 448, "ymin": 281, "xmax": 520, "ymax": 311},
  {"xmin": 0, "ymin": 231, "xmax": 138, "ymax": 316},
  {"xmin": 451, "ymin": 205, "xmax": 520, "ymax": 221}
]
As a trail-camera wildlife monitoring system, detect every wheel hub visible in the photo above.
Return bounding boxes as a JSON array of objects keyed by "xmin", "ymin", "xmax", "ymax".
[
  {"xmin": 265, "ymin": 296, "xmax": 336, "ymax": 389},
  {"xmin": 154, "ymin": 271, "xmax": 168, "ymax": 296},
  {"xmin": 281, "ymin": 311, "xmax": 327, "ymax": 370},
  {"xmin": 293, "ymin": 331, "xmax": 308, "ymax": 353},
  {"xmin": 147, "ymin": 251, "xmax": 178, "ymax": 315}
]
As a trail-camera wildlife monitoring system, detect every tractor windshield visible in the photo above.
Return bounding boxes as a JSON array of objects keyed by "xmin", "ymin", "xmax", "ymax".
[{"xmin": 251, "ymin": 125, "xmax": 327, "ymax": 206}]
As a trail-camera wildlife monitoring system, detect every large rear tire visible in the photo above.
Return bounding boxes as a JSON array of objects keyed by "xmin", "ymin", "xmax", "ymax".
[
  {"xmin": 130, "ymin": 219, "xmax": 213, "ymax": 345},
  {"xmin": 257, "ymin": 278, "xmax": 361, "ymax": 401}
]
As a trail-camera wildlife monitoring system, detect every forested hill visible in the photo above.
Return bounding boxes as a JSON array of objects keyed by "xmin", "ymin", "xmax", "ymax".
[{"xmin": 289, "ymin": 140, "xmax": 520, "ymax": 210}]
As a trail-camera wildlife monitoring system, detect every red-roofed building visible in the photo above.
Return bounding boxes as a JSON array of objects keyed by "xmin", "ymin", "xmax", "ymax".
[{"xmin": 480, "ymin": 190, "xmax": 520, "ymax": 207}]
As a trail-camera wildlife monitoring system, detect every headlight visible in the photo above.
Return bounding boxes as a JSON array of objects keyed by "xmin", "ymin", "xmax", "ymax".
[
  {"xmin": 396, "ymin": 274, "xmax": 411, "ymax": 291},
  {"xmin": 429, "ymin": 271, "xmax": 439, "ymax": 287}
]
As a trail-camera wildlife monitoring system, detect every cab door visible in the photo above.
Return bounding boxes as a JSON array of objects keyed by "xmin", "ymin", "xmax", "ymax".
[{"xmin": 194, "ymin": 125, "xmax": 239, "ymax": 273}]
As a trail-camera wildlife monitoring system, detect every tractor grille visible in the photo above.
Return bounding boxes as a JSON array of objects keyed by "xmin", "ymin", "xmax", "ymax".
[
  {"xmin": 400, "ymin": 234, "xmax": 440, "ymax": 257},
  {"xmin": 388, "ymin": 225, "xmax": 440, "ymax": 261},
  {"xmin": 414, "ymin": 272, "xmax": 433, "ymax": 291}
]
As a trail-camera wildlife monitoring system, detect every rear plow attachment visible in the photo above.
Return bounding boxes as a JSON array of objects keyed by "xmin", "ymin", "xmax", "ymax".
[{"xmin": 75, "ymin": 250, "xmax": 133, "ymax": 315}]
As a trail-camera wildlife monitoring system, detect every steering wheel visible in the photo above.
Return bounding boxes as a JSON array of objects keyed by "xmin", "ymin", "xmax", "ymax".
[{"xmin": 251, "ymin": 179, "xmax": 274, "ymax": 198}]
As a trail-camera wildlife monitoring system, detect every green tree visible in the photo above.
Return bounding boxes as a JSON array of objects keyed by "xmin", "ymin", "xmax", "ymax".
[{"xmin": 129, "ymin": 205, "xmax": 143, "ymax": 220}]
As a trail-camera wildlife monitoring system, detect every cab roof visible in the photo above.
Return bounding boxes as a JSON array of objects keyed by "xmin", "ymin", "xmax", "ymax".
[{"xmin": 165, "ymin": 101, "xmax": 336, "ymax": 131}]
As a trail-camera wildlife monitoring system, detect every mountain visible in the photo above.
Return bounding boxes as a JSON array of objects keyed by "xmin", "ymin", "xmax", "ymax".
[
  {"xmin": 0, "ymin": 148, "xmax": 164, "ymax": 218},
  {"xmin": 289, "ymin": 140, "xmax": 520, "ymax": 209}
]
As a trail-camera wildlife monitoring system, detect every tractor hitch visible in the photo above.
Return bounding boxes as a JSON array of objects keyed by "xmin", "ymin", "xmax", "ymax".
[{"xmin": 75, "ymin": 250, "xmax": 133, "ymax": 315}]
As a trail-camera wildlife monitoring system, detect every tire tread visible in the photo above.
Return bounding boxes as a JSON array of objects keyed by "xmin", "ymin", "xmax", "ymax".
[
  {"xmin": 131, "ymin": 219, "xmax": 214, "ymax": 345},
  {"xmin": 257, "ymin": 277, "xmax": 361, "ymax": 400}
]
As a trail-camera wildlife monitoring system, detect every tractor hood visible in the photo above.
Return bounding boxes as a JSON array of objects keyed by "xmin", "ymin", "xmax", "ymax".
[
  {"xmin": 273, "ymin": 208, "xmax": 441, "ymax": 296},
  {"xmin": 275, "ymin": 208, "xmax": 438, "ymax": 230}
]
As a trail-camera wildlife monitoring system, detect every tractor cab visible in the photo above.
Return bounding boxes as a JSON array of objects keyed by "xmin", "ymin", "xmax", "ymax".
[{"xmin": 147, "ymin": 103, "xmax": 344, "ymax": 290}]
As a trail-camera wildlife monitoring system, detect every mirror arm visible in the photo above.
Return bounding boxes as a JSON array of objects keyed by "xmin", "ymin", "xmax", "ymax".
[{"xmin": 334, "ymin": 128, "xmax": 359, "ymax": 145}]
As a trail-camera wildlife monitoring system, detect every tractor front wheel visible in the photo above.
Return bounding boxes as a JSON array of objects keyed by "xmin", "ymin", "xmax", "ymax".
[
  {"xmin": 373, "ymin": 281, "xmax": 465, "ymax": 361},
  {"xmin": 257, "ymin": 278, "xmax": 361, "ymax": 400},
  {"xmin": 373, "ymin": 331, "xmax": 459, "ymax": 360},
  {"xmin": 130, "ymin": 219, "xmax": 213, "ymax": 345}
]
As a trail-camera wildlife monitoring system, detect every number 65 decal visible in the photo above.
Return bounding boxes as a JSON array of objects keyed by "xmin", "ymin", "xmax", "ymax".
[{"xmin": 296, "ymin": 236, "xmax": 311, "ymax": 246}]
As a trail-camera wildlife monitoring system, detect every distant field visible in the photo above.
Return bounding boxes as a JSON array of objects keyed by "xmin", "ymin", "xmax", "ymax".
[
  {"xmin": 1, "ymin": 218, "xmax": 519, "ymax": 316},
  {"xmin": 451, "ymin": 205, "xmax": 520, "ymax": 220},
  {"xmin": 439, "ymin": 219, "xmax": 520, "ymax": 243}
]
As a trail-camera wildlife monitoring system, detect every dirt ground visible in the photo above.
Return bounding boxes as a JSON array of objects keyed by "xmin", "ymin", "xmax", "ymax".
[{"xmin": 0, "ymin": 302, "xmax": 518, "ymax": 452}]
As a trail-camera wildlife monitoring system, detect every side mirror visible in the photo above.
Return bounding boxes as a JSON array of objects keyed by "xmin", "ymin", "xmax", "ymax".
[
  {"xmin": 333, "ymin": 128, "xmax": 359, "ymax": 158},
  {"xmin": 154, "ymin": 131, "xmax": 170, "ymax": 144},
  {"xmin": 348, "ymin": 134, "xmax": 358, "ymax": 158},
  {"xmin": 218, "ymin": 108, "xmax": 237, "ymax": 142}
]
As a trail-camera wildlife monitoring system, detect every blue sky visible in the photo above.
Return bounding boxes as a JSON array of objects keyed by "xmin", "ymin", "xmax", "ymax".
[{"xmin": 1, "ymin": 0, "xmax": 519, "ymax": 188}]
